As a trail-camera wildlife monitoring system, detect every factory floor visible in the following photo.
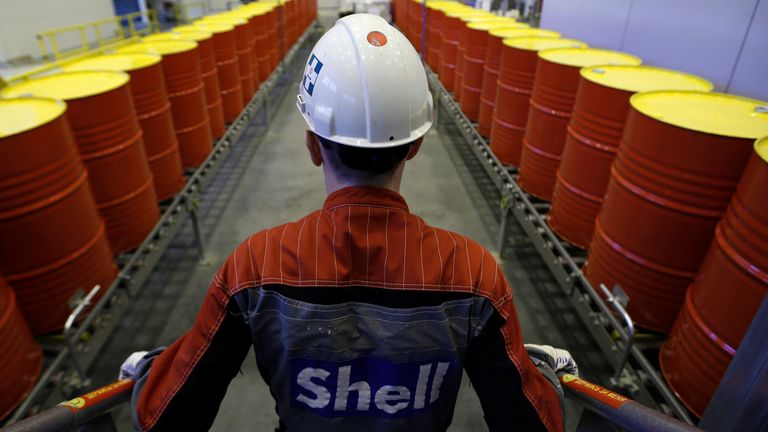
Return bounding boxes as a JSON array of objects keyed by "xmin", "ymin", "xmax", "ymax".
[{"xmin": 83, "ymin": 13, "xmax": 612, "ymax": 432}]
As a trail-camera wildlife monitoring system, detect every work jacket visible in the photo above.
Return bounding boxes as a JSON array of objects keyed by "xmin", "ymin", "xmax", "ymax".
[{"xmin": 131, "ymin": 186, "xmax": 563, "ymax": 431}]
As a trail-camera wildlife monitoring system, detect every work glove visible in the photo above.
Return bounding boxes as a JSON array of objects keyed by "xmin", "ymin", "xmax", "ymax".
[
  {"xmin": 525, "ymin": 344, "xmax": 579, "ymax": 376},
  {"xmin": 119, "ymin": 351, "xmax": 148, "ymax": 380}
]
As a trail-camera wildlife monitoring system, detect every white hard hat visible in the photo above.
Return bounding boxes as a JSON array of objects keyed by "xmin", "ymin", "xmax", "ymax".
[{"xmin": 296, "ymin": 14, "xmax": 433, "ymax": 148}]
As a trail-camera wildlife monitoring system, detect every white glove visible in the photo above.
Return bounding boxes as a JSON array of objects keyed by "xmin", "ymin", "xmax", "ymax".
[
  {"xmin": 119, "ymin": 351, "xmax": 148, "ymax": 380},
  {"xmin": 525, "ymin": 344, "xmax": 579, "ymax": 377}
]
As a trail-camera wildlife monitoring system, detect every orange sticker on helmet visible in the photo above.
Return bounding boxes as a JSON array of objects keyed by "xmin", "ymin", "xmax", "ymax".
[{"xmin": 367, "ymin": 31, "xmax": 387, "ymax": 47}]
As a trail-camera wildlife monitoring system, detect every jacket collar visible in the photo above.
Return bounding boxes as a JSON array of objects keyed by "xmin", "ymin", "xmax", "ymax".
[{"xmin": 323, "ymin": 186, "xmax": 410, "ymax": 212}]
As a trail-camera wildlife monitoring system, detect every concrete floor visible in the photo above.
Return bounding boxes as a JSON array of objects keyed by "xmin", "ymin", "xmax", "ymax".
[{"xmin": 83, "ymin": 12, "xmax": 612, "ymax": 431}]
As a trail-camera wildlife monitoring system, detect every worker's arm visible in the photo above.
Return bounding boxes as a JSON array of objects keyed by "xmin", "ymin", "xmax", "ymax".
[
  {"xmin": 127, "ymin": 266, "xmax": 252, "ymax": 431},
  {"xmin": 464, "ymin": 267, "xmax": 565, "ymax": 432}
]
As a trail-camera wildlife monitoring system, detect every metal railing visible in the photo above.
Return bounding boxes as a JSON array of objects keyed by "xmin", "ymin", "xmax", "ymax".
[
  {"xmin": 424, "ymin": 65, "xmax": 695, "ymax": 424},
  {"xmin": 559, "ymin": 374, "xmax": 700, "ymax": 432},
  {"xmin": 1, "ymin": 373, "xmax": 701, "ymax": 432},
  {"xmin": 36, "ymin": 11, "xmax": 160, "ymax": 61},
  {"xmin": 1, "ymin": 21, "xmax": 321, "ymax": 428}
]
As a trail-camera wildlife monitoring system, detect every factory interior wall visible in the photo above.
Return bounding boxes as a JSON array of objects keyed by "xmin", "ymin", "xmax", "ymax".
[
  {"xmin": 0, "ymin": 0, "xmax": 116, "ymax": 63},
  {"xmin": 540, "ymin": 0, "xmax": 768, "ymax": 100}
]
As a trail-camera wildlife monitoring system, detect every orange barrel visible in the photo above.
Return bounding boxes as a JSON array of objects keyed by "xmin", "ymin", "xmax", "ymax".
[
  {"xmin": 460, "ymin": 20, "xmax": 529, "ymax": 121},
  {"xmin": 438, "ymin": 9, "xmax": 471, "ymax": 91},
  {"xmin": 3, "ymin": 72, "xmax": 160, "ymax": 253},
  {"xmin": 477, "ymin": 28, "xmax": 560, "ymax": 138},
  {"xmin": 192, "ymin": 22, "xmax": 244, "ymax": 123},
  {"xmin": 0, "ymin": 274, "xmax": 43, "ymax": 418},
  {"xmin": 284, "ymin": 0, "xmax": 298, "ymax": 47},
  {"xmin": 549, "ymin": 66, "xmax": 712, "ymax": 248},
  {"xmin": 152, "ymin": 29, "xmax": 226, "ymax": 140},
  {"xmin": 584, "ymin": 92, "xmax": 768, "ymax": 332},
  {"xmin": 424, "ymin": 2, "xmax": 461, "ymax": 71},
  {"xmin": 453, "ymin": 14, "xmax": 503, "ymax": 103},
  {"xmin": 518, "ymin": 48, "xmax": 641, "ymax": 200},
  {"xmin": 661, "ymin": 137, "xmax": 768, "ymax": 416},
  {"xmin": 242, "ymin": 3, "xmax": 281, "ymax": 72},
  {"xmin": 119, "ymin": 40, "xmax": 213, "ymax": 169},
  {"xmin": 64, "ymin": 54, "xmax": 186, "ymax": 201},
  {"xmin": 489, "ymin": 37, "xmax": 587, "ymax": 165},
  {"xmin": 230, "ymin": 6, "xmax": 275, "ymax": 81},
  {"xmin": 0, "ymin": 97, "xmax": 117, "ymax": 333},
  {"xmin": 198, "ymin": 15, "xmax": 258, "ymax": 99}
]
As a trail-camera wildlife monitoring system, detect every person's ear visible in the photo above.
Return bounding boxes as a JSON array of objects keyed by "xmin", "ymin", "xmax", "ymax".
[
  {"xmin": 406, "ymin": 137, "xmax": 423, "ymax": 160},
  {"xmin": 305, "ymin": 131, "xmax": 323, "ymax": 166}
]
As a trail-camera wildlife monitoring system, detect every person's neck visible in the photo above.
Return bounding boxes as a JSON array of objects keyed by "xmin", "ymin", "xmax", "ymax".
[{"xmin": 323, "ymin": 165, "xmax": 404, "ymax": 196}]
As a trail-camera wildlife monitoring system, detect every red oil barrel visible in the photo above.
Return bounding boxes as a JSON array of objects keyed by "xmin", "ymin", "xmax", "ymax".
[
  {"xmin": 489, "ymin": 37, "xmax": 587, "ymax": 165},
  {"xmin": 0, "ymin": 274, "xmax": 43, "ymax": 418},
  {"xmin": 461, "ymin": 20, "xmax": 529, "ymax": 121},
  {"xmin": 438, "ymin": 9, "xmax": 471, "ymax": 91},
  {"xmin": 233, "ymin": 6, "xmax": 277, "ymax": 79},
  {"xmin": 193, "ymin": 22, "xmax": 244, "ymax": 123},
  {"xmin": 453, "ymin": 14, "xmax": 502, "ymax": 103},
  {"xmin": 198, "ymin": 16, "xmax": 257, "ymax": 100},
  {"xmin": 242, "ymin": 3, "xmax": 280, "ymax": 72},
  {"xmin": 158, "ymin": 29, "xmax": 226, "ymax": 140},
  {"xmin": 477, "ymin": 28, "xmax": 560, "ymax": 138},
  {"xmin": 549, "ymin": 66, "xmax": 712, "ymax": 248},
  {"xmin": 0, "ymin": 97, "xmax": 117, "ymax": 333},
  {"xmin": 661, "ymin": 137, "xmax": 768, "ymax": 416},
  {"xmin": 585, "ymin": 92, "xmax": 768, "ymax": 332},
  {"xmin": 518, "ymin": 48, "xmax": 641, "ymax": 200},
  {"xmin": 119, "ymin": 40, "xmax": 213, "ymax": 169},
  {"xmin": 284, "ymin": 0, "xmax": 298, "ymax": 47},
  {"xmin": 3, "ymin": 72, "xmax": 160, "ymax": 253},
  {"xmin": 64, "ymin": 53, "xmax": 187, "ymax": 201}
]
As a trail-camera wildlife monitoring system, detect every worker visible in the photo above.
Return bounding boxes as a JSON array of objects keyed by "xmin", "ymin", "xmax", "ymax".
[{"xmin": 120, "ymin": 14, "xmax": 577, "ymax": 431}]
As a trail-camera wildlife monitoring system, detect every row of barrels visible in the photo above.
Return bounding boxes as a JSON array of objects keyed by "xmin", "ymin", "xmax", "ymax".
[
  {"xmin": 0, "ymin": 0, "xmax": 317, "ymax": 420},
  {"xmin": 392, "ymin": 0, "xmax": 768, "ymax": 418}
]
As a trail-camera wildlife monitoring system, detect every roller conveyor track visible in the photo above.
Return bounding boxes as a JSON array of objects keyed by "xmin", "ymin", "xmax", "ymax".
[{"xmin": 424, "ymin": 64, "xmax": 694, "ymax": 424}]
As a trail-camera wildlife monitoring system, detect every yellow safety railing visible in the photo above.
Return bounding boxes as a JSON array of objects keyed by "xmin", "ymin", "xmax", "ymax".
[
  {"xmin": 0, "ymin": 37, "xmax": 144, "ymax": 90},
  {"xmin": 36, "ymin": 10, "xmax": 161, "ymax": 62},
  {"xmin": 176, "ymin": 2, "xmax": 209, "ymax": 23}
]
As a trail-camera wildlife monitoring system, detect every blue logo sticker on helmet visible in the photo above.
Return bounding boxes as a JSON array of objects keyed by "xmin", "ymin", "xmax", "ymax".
[{"xmin": 302, "ymin": 53, "xmax": 323, "ymax": 97}]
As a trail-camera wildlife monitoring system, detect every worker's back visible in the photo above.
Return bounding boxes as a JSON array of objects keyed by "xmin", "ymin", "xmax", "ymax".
[{"xmin": 238, "ymin": 186, "xmax": 498, "ymax": 430}]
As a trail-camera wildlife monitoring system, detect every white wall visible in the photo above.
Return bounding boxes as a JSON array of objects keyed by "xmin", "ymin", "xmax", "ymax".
[
  {"xmin": 0, "ymin": 0, "xmax": 116, "ymax": 62},
  {"xmin": 540, "ymin": 0, "xmax": 767, "ymax": 100}
]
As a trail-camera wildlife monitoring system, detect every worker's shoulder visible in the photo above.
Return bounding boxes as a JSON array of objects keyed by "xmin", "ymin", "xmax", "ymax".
[{"xmin": 218, "ymin": 211, "xmax": 322, "ymax": 286}]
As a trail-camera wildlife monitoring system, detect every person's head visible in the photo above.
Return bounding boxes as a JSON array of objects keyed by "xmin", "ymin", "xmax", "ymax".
[{"xmin": 297, "ymin": 14, "xmax": 432, "ymax": 192}]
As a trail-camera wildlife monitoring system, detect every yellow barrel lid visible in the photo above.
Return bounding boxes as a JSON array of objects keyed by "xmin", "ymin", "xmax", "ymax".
[
  {"xmin": 461, "ymin": 15, "xmax": 510, "ymax": 23},
  {"xmin": 756, "ymin": 136, "xmax": 768, "ymax": 163},
  {"xmin": 228, "ymin": 8, "xmax": 269, "ymax": 17},
  {"xmin": 581, "ymin": 65, "xmax": 713, "ymax": 93},
  {"xmin": 504, "ymin": 36, "xmax": 587, "ymax": 51},
  {"xmin": 490, "ymin": 28, "xmax": 560, "ymax": 39},
  {"xmin": 145, "ymin": 31, "xmax": 211, "ymax": 42},
  {"xmin": 631, "ymin": 91, "xmax": 768, "ymax": 139},
  {"xmin": 539, "ymin": 47, "xmax": 641, "ymax": 68},
  {"xmin": 0, "ymin": 97, "xmax": 67, "ymax": 138},
  {"xmin": 117, "ymin": 40, "xmax": 197, "ymax": 56},
  {"xmin": 445, "ymin": 9, "xmax": 488, "ymax": 18},
  {"xmin": 468, "ymin": 20, "xmax": 528, "ymax": 31},
  {"xmin": 240, "ymin": 2, "xmax": 277, "ymax": 9},
  {"xmin": 196, "ymin": 15, "xmax": 248, "ymax": 25},
  {"xmin": 191, "ymin": 22, "xmax": 236, "ymax": 34},
  {"xmin": 0, "ymin": 71, "xmax": 129, "ymax": 100},
  {"xmin": 63, "ymin": 53, "xmax": 161, "ymax": 73}
]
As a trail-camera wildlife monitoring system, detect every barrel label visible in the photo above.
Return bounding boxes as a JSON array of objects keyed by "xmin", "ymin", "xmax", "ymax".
[{"xmin": 561, "ymin": 374, "xmax": 629, "ymax": 409}]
